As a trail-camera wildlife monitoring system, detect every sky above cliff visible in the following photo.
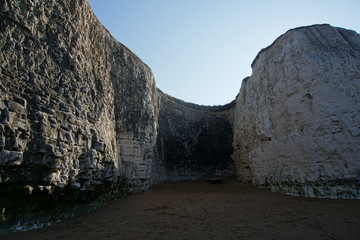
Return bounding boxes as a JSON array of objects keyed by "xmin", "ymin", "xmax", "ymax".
[{"xmin": 88, "ymin": 0, "xmax": 359, "ymax": 106}]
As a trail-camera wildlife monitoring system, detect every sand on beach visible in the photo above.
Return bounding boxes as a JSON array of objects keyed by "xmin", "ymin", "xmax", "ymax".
[{"xmin": 2, "ymin": 177, "xmax": 360, "ymax": 240}]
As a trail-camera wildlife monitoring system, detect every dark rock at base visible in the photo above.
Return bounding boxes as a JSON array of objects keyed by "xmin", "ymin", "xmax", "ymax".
[{"xmin": 204, "ymin": 177, "xmax": 223, "ymax": 184}]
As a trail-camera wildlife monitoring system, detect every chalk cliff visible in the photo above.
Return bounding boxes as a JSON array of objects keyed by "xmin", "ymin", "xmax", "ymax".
[
  {"xmin": 1, "ymin": 0, "xmax": 360, "ymax": 235},
  {"xmin": 153, "ymin": 90, "xmax": 235, "ymax": 182},
  {"xmin": 232, "ymin": 24, "xmax": 360, "ymax": 198},
  {"xmin": 0, "ymin": 0, "xmax": 234, "ymax": 233},
  {"xmin": 0, "ymin": 0, "xmax": 158, "ymax": 195}
]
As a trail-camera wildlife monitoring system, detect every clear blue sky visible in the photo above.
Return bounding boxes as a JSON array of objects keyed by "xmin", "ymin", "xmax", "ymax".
[{"xmin": 88, "ymin": 0, "xmax": 360, "ymax": 106}]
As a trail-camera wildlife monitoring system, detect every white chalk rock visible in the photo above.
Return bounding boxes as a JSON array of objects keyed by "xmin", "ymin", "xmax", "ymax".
[{"xmin": 233, "ymin": 24, "xmax": 360, "ymax": 198}]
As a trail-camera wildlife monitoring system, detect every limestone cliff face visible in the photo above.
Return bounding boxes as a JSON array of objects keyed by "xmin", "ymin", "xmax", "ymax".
[
  {"xmin": 232, "ymin": 25, "xmax": 360, "ymax": 198},
  {"xmin": 0, "ymin": 0, "xmax": 162, "ymax": 232},
  {"xmin": 0, "ymin": 0, "xmax": 158, "ymax": 199},
  {"xmin": 0, "ymin": 0, "xmax": 234, "ymax": 226}
]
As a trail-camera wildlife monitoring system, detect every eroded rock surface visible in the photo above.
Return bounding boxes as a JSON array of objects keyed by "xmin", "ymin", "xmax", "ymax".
[
  {"xmin": 0, "ymin": 0, "xmax": 159, "ymax": 195},
  {"xmin": 153, "ymin": 91, "xmax": 235, "ymax": 182},
  {"xmin": 232, "ymin": 25, "xmax": 360, "ymax": 198},
  {"xmin": 0, "ymin": 0, "xmax": 158, "ymax": 232},
  {"xmin": 0, "ymin": 0, "xmax": 235, "ymax": 233},
  {"xmin": 1, "ymin": 0, "xmax": 360, "ymax": 235}
]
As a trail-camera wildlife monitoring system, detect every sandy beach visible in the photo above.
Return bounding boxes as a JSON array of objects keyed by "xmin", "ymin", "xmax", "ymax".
[{"xmin": 2, "ymin": 177, "xmax": 360, "ymax": 240}]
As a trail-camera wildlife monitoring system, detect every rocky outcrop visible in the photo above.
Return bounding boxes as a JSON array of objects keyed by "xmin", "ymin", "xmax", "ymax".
[
  {"xmin": 0, "ymin": 0, "xmax": 234, "ymax": 233},
  {"xmin": 0, "ymin": 0, "xmax": 159, "ymax": 194},
  {"xmin": 0, "ymin": 0, "xmax": 157, "ymax": 233},
  {"xmin": 232, "ymin": 24, "xmax": 360, "ymax": 198}
]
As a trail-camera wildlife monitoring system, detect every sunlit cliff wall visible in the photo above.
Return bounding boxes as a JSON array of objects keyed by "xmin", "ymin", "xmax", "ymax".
[
  {"xmin": 232, "ymin": 25, "xmax": 360, "ymax": 198},
  {"xmin": 0, "ymin": 0, "xmax": 159, "ymax": 195}
]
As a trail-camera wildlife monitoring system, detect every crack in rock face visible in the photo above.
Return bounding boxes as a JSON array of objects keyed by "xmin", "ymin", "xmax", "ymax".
[{"xmin": 0, "ymin": 0, "xmax": 360, "ymax": 234}]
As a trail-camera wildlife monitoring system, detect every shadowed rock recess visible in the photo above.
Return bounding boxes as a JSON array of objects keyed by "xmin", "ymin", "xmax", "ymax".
[{"xmin": 0, "ymin": 0, "xmax": 359, "ymax": 234}]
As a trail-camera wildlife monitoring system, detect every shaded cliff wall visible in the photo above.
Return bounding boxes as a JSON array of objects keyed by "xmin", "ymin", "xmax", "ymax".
[
  {"xmin": 152, "ymin": 90, "xmax": 235, "ymax": 182},
  {"xmin": 232, "ymin": 25, "xmax": 360, "ymax": 198}
]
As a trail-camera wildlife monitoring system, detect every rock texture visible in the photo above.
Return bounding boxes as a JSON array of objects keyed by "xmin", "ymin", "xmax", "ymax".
[
  {"xmin": 232, "ymin": 24, "xmax": 360, "ymax": 198},
  {"xmin": 153, "ymin": 90, "xmax": 235, "ymax": 182},
  {"xmin": 1, "ymin": 0, "xmax": 360, "ymax": 235},
  {"xmin": 0, "ymin": 0, "xmax": 153, "ymax": 233},
  {"xmin": 0, "ymin": 0, "xmax": 158, "ymax": 195},
  {"xmin": 0, "ymin": 0, "xmax": 234, "ymax": 233}
]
